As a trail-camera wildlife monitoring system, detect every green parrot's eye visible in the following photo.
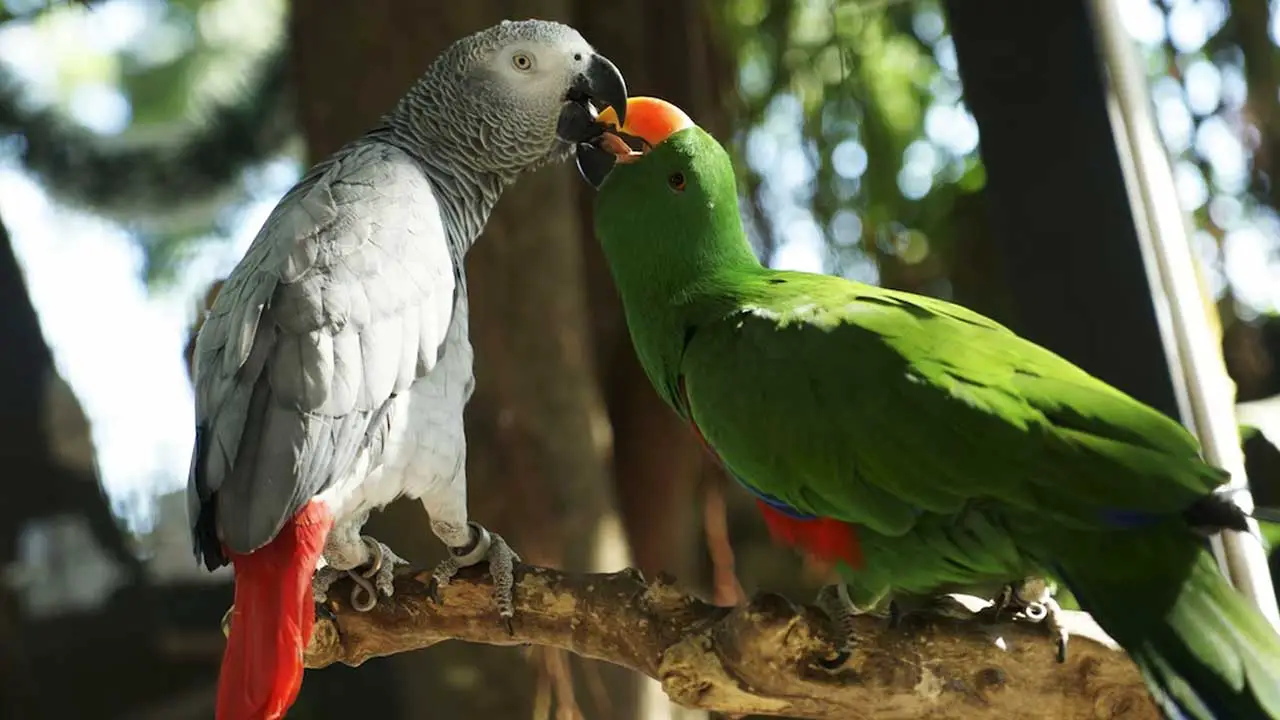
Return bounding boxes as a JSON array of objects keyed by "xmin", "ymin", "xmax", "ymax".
[
  {"xmin": 512, "ymin": 52, "xmax": 534, "ymax": 71},
  {"xmin": 668, "ymin": 172, "xmax": 686, "ymax": 192}
]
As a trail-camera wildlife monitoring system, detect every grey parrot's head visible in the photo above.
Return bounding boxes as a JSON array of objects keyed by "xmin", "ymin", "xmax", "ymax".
[{"xmin": 411, "ymin": 19, "xmax": 628, "ymax": 175}]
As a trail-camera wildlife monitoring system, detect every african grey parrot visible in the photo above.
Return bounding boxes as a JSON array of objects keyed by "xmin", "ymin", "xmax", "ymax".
[{"xmin": 185, "ymin": 20, "xmax": 626, "ymax": 720}]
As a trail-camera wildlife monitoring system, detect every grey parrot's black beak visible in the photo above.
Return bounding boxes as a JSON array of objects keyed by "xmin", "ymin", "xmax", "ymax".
[
  {"xmin": 575, "ymin": 142, "xmax": 616, "ymax": 189},
  {"xmin": 577, "ymin": 132, "xmax": 647, "ymax": 189},
  {"xmin": 557, "ymin": 53, "xmax": 628, "ymax": 145}
]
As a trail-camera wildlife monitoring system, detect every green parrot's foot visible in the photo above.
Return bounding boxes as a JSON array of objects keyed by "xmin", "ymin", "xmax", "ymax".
[
  {"xmin": 989, "ymin": 577, "xmax": 1068, "ymax": 663},
  {"xmin": 427, "ymin": 522, "xmax": 521, "ymax": 636},
  {"xmin": 989, "ymin": 576, "xmax": 1048, "ymax": 620},
  {"xmin": 814, "ymin": 583, "xmax": 875, "ymax": 669}
]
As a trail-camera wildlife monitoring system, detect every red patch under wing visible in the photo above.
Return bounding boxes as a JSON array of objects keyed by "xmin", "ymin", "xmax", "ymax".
[
  {"xmin": 755, "ymin": 500, "xmax": 865, "ymax": 571},
  {"xmin": 677, "ymin": 377, "xmax": 865, "ymax": 571}
]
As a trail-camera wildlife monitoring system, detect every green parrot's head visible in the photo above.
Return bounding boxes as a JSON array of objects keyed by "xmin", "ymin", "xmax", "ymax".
[
  {"xmin": 578, "ymin": 97, "xmax": 746, "ymax": 276},
  {"xmin": 578, "ymin": 96, "xmax": 760, "ymax": 388}
]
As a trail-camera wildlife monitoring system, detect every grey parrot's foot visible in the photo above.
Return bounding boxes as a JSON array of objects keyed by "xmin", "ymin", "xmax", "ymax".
[
  {"xmin": 989, "ymin": 577, "xmax": 1068, "ymax": 663},
  {"xmin": 313, "ymin": 536, "xmax": 409, "ymax": 612},
  {"xmin": 427, "ymin": 522, "xmax": 521, "ymax": 635},
  {"xmin": 814, "ymin": 583, "xmax": 870, "ymax": 669}
]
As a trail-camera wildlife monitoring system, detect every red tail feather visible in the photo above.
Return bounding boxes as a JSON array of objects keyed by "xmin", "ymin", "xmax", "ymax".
[
  {"xmin": 755, "ymin": 500, "xmax": 864, "ymax": 570},
  {"xmin": 217, "ymin": 500, "xmax": 333, "ymax": 720}
]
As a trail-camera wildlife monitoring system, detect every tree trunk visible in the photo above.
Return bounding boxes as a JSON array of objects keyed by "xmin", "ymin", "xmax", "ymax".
[
  {"xmin": 0, "ymin": 212, "xmax": 231, "ymax": 718},
  {"xmin": 572, "ymin": 0, "xmax": 734, "ymax": 589},
  {"xmin": 289, "ymin": 2, "xmax": 628, "ymax": 717}
]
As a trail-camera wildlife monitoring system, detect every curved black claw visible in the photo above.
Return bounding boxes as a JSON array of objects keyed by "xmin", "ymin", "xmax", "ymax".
[
  {"xmin": 315, "ymin": 601, "xmax": 339, "ymax": 625},
  {"xmin": 315, "ymin": 602, "xmax": 344, "ymax": 644},
  {"xmin": 426, "ymin": 576, "xmax": 443, "ymax": 605},
  {"xmin": 813, "ymin": 583, "xmax": 859, "ymax": 670},
  {"xmin": 888, "ymin": 600, "xmax": 905, "ymax": 629},
  {"xmin": 503, "ymin": 616, "xmax": 515, "ymax": 637},
  {"xmin": 1056, "ymin": 635, "xmax": 1069, "ymax": 664},
  {"xmin": 818, "ymin": 650, "xmax": 852, "ymax": 670}
]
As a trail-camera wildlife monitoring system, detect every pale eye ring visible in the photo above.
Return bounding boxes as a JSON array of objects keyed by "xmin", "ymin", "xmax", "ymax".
[{"xmin": 512, "ymin": 52, "xmax": 534, "ymax": 72}]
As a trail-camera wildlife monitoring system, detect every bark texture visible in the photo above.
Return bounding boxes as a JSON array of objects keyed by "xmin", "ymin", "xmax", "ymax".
[{"xmin": 297, "ymin": 565, "xmax": 1160, "ymax": 720}]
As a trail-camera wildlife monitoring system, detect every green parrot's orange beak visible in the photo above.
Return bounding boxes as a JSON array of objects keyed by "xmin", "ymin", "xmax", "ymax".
[
  {"xmin": 576, "ymin": 96, "xmax": 695, "ymax": 188},
  {"xmin": 595, "ymin": 96, "xmax": 695, "ymax": 163}
]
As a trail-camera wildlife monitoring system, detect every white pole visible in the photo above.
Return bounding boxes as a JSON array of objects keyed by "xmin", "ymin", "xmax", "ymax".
[{"xmin": 1088, "ymin": 0, "xmax": 1280, "ymax": 628}]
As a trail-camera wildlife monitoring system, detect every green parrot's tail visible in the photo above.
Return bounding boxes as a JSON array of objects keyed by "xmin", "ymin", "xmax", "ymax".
[{"xmin": 1051, "ymin": 529, "xmax": 1280, "ymax": 720}]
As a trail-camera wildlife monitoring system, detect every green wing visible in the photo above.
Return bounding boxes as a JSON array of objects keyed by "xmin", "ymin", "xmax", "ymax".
[{"xmin": 679, "ymin": 269, "xmax": 1227, "ymax": 538}]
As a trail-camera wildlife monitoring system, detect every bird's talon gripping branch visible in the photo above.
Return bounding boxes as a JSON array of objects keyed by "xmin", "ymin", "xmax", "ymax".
[
  {"xmin": 814, "ymin": 583, "xmax": 861, "ymax": 669},
  {"xmin": 986, "ymin": 577, "xmax": 1069, "ymax": 663},
  {"xmin": 429, "ymin": 522, "xmax": 520, "ymax": 623},
  {"xmin": 987, "ymin": 577, "xmax": 1043, "ymax": 621},
  {"xmin": 342, "ymin": 534, "xmax": 406, "ymax": 610},
  {"xmin": 313, "ymin": 535, "xmax": 408, "ymax": 611},
  {"xmin": 887, "ymin": 600, "xmax": 904, "ymax": 630}
]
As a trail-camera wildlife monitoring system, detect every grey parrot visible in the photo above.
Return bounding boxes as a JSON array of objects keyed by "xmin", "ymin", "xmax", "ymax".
[{"xmin": 185, "ymin": 19, "xmax": 626, "ymax": 720}]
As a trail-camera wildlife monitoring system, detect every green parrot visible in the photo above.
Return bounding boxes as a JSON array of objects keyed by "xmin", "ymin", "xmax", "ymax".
[{"xmin": 574, "ymin": 96, "xmax": 1280, "ymax": 720}]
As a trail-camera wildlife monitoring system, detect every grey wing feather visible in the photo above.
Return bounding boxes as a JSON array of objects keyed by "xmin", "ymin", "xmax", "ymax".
[{"xmin": 187, "ymin": 142, "xmax": 456, "ymax": 568}]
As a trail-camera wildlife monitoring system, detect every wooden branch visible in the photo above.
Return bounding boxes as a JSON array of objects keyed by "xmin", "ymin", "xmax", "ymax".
[{"xmin": 302, "ymin": 565, "xmax": 1159, "ymax": 719}]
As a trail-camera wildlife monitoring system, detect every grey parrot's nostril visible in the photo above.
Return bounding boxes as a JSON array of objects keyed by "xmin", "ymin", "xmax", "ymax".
[{"xmin": 561, "ymin": 52, "xmax": 627, "ymax": 129}]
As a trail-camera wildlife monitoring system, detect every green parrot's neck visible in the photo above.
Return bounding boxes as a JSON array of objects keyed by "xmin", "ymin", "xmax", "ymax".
[
  {"xmin": 599, "ymin": 218, "xmax": 761, "ymax": 309},
  {"xmin": 592, "ymin": 142, "xmax": 764, "ymax": 411}
]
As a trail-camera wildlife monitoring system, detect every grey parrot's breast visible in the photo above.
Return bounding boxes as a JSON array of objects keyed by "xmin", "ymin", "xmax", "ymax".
[{"xmin": 313, "ymin": 289, "xmax": 476, "ymax": 522}]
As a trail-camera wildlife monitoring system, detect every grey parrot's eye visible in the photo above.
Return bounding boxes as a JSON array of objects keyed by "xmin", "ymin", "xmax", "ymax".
[{"xmin": 511, "ymin": 52, "xmax": 534, "ymax": 72}]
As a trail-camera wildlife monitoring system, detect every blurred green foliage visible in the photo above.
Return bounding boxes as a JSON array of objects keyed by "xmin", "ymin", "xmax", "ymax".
[
  {"xmin": 715, "ymin": 0, "xmax": 987, "ymax": 302},
  {"xmin": 0, "ymin": 0, "xmax": 287, "ymax": 285}
]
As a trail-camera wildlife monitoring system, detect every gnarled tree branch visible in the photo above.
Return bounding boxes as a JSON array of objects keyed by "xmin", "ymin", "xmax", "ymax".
[{"xmin": 301, "ymin": 565, "xmax": 1159, "ymax": 719}]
